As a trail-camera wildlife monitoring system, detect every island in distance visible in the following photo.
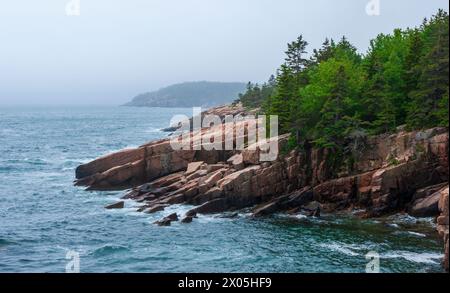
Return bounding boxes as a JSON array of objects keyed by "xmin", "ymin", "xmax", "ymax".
[{"xmin": 124, "ymin": 81, "xmax": 247, "ymax": 108}]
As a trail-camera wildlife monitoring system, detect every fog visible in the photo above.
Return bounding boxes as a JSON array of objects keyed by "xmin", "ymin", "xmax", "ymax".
[{"xmin": 0, "ymin": 0, "xmax": 448, "ymax": 105}]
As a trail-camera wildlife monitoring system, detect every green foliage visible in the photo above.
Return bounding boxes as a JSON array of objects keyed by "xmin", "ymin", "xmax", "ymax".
[
  {"xmin": 237, "ymin": 9, "xmax": 449, "ymax": 157},
  {"xmin": 238, "ymin": 76, "xmax": 275, "ymax": 109}
]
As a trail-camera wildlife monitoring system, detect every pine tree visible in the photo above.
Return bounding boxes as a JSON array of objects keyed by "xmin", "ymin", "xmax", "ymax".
[
  {"xmin": 315, "ymin": 65, "xmax": 350, "ymax": 148},
  {"xmin": 269, "ymin": 64, "xmax": 295, "ymax": 134},
  {"xmin": 285, "ymin": 35, "xmax": 309, "ymax": 76},
  {"xmin": 311, "ymin": 38, "xmax": 336, "ymax": 65},
  {"xmin": 408, "ymin": 10, "xmax": 449, "ymax": 128}
]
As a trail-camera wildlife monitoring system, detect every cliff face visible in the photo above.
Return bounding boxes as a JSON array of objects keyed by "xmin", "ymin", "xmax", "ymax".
[{"xmin": 75, "ymin": 105, "xmax": 449, "ymax": 270}]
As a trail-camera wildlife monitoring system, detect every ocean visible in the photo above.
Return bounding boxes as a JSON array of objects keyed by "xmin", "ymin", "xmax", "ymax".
[{"xmin": 0, "ymin": 106, "xmax": 445, "ymax": 272}]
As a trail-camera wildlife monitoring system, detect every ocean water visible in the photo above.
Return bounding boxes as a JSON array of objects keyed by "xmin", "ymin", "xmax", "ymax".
[{"xmin": 0, "ymin": 106, "xmax": 445, "ymax": 273}]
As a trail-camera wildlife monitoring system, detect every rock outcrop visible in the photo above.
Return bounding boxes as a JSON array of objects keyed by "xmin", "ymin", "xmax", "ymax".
[
  {"xmin": 75, "ymin": 104, "xmax": 449, "ymax": 270},
  {"xmin": 436, "ymin": 186, "xmax": 449, "ymax": 271}
]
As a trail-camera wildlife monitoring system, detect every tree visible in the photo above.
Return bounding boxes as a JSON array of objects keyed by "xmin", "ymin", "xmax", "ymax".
[
  {"xmin": 285, "ymin": 35, "xmax": 309, "ymax": 76},
  {"xmin": 407, "ymin": 9, "xmax": 449, "ymax": 128},
  {"xmin": 311, "ymin": 38, "xmax": 336, "ymax": 65},
  {"xmin": 269, "ymin": 64, "xmax": 296, "ymax": 134}
]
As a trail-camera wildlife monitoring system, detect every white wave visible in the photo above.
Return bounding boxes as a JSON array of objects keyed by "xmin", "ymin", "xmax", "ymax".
[
  {"xmin": 319, "ymin": 242, "xmax": 360, "ymax": 257},
  {"xmin": 145, "ymin": 127, "xmax": 163, "ymax": 134},
  {"xmin": 382, "ymin": 251, "xmax": 442, "ymax": 264},
  {"xmin": 407, "ymin": 231, "xmax": 427, "ymax": 238}
]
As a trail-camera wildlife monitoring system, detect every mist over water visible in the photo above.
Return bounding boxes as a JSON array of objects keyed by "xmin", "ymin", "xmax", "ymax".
[{"xmin": 0, "ymin": 106, "xmax": 444, "ymax": 272}]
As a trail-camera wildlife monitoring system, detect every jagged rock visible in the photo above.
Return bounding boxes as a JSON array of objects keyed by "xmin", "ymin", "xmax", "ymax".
[
  {"xmin": 410, "ymin": 183, "xmax": 448, "ymax": 201},
  {"xmin": 144, "ymin": 204, "xmax": 166, "ymax": 214},
  {"xmin": 187, "ymin": 198, "xmax": 229, "ymax": 215},
  {"xmin": 75, "ymin": 105, "xmax": 449, "ymax": 271},
  {"xmin": 204, "ymin": 164, "xmax": 228, "ymax": 173},
  {"xmin": 409, "ymin": 189, "xmax": 442, "ymax": 217},
  {"xmin": 253, "ymin": 201, "xmax": 279, "ymax": 217},
  {"xmin": 301, "ymin": 201, "xmax": 321, "ymax": 217},
  {"xmin": 136, "ymin": 205, "xmax": 147, "ymax": 212},
  {"xmin": 199, "ymin": 170, "xmax": 224, "ymax": 192},
  {"xmin": 185, "ymin": 210, "xmax": 198, "ymax": 218},
  {"xmin": 105, "ymin": 201, "xmax": 124, "ymax": 209},
  {"xmin": 436, "ymin": 186, "xmax": 449, "ymax": 271},
  {"xmin": 186, "ymin": 169, "xmax": 208, "ymax": 181},
  {"xmin": 154, "ymin": 218, "xmax": 171, "ymax": 226},
  {"xmin": 165, "ymin": 213, "xmax": 179, "ymax": 221},
  {"xmin": 217, "ymin": 212, "xmax": 239, "ymax": 219},
  {"xmin": 181, "ymin": 216, "xmax": 194, "ymax": 223},
  {"xmin": 186, "ymin": 161, "xmax": 205, "ymax": 175},
  {"xmin": 162, "ymin": 194, "xmax": 186, "ymax": 205},
  {"xmin": 242, "ymin": 147, "xmax": 260, "ymax": 165},
  {"xmin": 227, "ymin": 154, "xmax": 244, "ymax": 170}
]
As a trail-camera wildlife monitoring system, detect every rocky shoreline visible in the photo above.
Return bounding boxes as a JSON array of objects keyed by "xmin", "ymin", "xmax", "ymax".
[{"xmin": 75, "ymin": 104, "xmax": 449, "ymax": 271}]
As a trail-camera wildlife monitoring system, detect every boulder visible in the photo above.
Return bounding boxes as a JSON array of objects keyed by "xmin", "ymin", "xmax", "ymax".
[
  {"xmin": 144, "ymin": 205, "xmax": 166, "ymax": 214},
  {"xmin": 165, "ymin": 213, "xmax": 179, "ymax": 221},
  {"xmin": 409, "ymin": 189, "xmax": 441, "ymax": 217},
  {"xmin": 185, "ymin": 161, "xmax": 205, "ymax": 175},
  {"xmin": 186, "ymin": 169, "xmax": 208, "ymax": 181},
  {"xmin": 227, "ymin": 154, "xmax": 244, "ymax": 170},
  {"xmin": 154, "ymin": 218, "xmax": 171, "ymax": 226},
  {"xmin": 181, "ymin": 216, "xmax": 194, "ymax": 223},
  {"xmin": 105, "ymin": 201, "xmax": 124, "ymax": 209},
  {"xmin": 253, "ymin": 201, "xmax": 279, "ymax": 217},
  {"xmin": 187, "ymin": 198, "xmax": 229, "ymax": 215},
  {"xmin": 205, "ymin": 164, "xmax": 228, "ymax": 173}
]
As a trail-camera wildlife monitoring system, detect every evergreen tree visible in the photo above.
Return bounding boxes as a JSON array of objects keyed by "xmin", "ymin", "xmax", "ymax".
[
  {"xmin": 285, "ymin": 35, "xmax": 309, "ymax": 75},
  {"xmin": 407, "ymin": 10, "xmax": 449, "ymax": 128}
]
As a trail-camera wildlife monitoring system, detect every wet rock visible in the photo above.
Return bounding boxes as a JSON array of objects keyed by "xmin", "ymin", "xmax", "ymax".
[
  {"xmin": 302, "ymin": 201, "xmax": 321, "ymax": 216},
  {"xmin": 154, "ymin": 218, "xmax": 171, "ymax": 226},
  {"xmin": 136, "ymin": 205, "xmax": 147, "ymax": 212},
  {"xmin": 105, "ymin": 201, "xmax": 124, "ymax": 209},
  {"xmin": 253, "ymin": 201, "xmax": 279, "ymax": 217},
  {"xmin": 436, "ymin": 186, "xmax": 449, "ymax": 271},
  {"xmin": 144, "ymin": 205, "xmax": 166, "ymax": 214},
  {"xmin": 185, "ymin": 210, "xmax": 198, "ymax": 218},
  {"xmin": 181, "ymin": 216, "xmax": 194, "ymax": 223},
  {"xmin": 187, "ymin": 198, "xmax": 229, "ymax": 215},
  {"xmin": 165, "ymin": 213, "xmax": 179, "ymax": 221},
  {"xmin": 217, "ymin": 212, "xmax": 239, "ymax": 219}
]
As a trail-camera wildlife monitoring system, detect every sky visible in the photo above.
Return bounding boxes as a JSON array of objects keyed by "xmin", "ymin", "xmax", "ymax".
[{"xmin": 0, "ymin": 0, "xmax": 448, "ymax": 105}]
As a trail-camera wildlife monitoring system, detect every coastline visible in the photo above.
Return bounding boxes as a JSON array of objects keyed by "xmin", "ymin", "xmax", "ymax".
[{"xmin": 75, "ymin": 104, "xmax": 449, "ymax": 271}]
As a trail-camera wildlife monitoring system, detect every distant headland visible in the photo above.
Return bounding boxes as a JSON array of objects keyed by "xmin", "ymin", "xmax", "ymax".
[{"xmin": 124, "ymin": 81, "xmax": 247, "ymax": 108}]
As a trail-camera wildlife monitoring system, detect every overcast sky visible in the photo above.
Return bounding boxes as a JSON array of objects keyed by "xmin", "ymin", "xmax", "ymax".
[{"xmin": 0, "ymin": 0, "xmax": 448, "ymax": 105}]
